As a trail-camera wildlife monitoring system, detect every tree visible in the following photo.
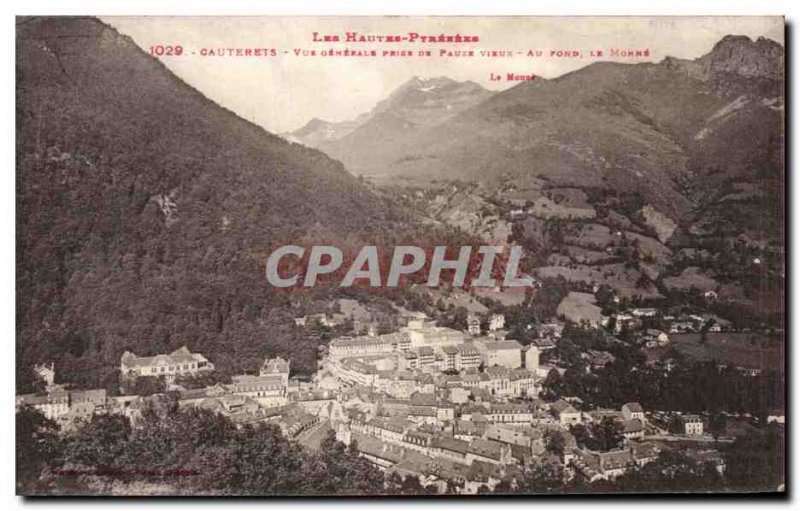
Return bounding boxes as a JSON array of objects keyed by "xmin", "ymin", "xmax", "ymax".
[
  {"xmin": 512, "ymin": 460, "xmax": 565, "ymax": 494},
  {"xmin": 16, "ymin": 406, "xmax": 62, "ymax": 493},
  {"xmin": 301, "ymin": 429, "xmax": 384, "ymax": 495},
  {"xmin": 122, "ymin": 375, "xmax": 165, "ymax": 396},
  {"xmin": 614, "ymin": 451, "xmax": 724, "ymax": 493},
  {"xmin": 399, "ymin": 475, "xmax": 428, "ymax": 495},
  {"xmin": 700, "ymin": 319, "xmax": 713, "ymax": 344},
  {"xmin": 593, "ymin": 417, "xmax": 624, "ymax": 451},
  {"xmin": 709, "ymin": 412, "xmax": 727, "ymax": 444},
  {"xmin": 724, "ymin": 425, "xmax": 784, "ymax": 491},
  {"xmin": 544, "ymin": 430, "xmax": 565, "ymax": 456},
  {"xmin": 225, "ymin": 424, "xmax": 306, "ymax": 494},
  {"xmin": 64, "ymin": 414, "xmax": 132, "ymax": 470}
]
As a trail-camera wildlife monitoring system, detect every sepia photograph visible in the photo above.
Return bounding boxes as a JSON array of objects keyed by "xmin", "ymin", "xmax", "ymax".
[{"xmin": 14, "ymin": 12, "xmax": 786, "ymax": 498}]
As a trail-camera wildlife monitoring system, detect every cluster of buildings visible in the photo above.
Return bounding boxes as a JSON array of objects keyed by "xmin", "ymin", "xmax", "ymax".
[
  {"xmin": 15, "ymin": 385, "xmax": 107, "ymax": 427},
  {"xmin": 331, "ymin": 391, "xmax": 671, "ymax": 491},
  {"xmin": 17, "ymin": 304, "xmax": 736, "ymax": 494},
  {"xmin": 325, "ymin": 318, "xmax": 539, "ymax": 382},
  {"xmin": 649, "ymin": 411, "xmax": 706, "ymax": 436},
  {"xmin": 613, "ymin": 309, "xmax": 733, "ymax": 336},
  {"xmin": 570, "ymin": 441, "xmax": 660, "ymax": 482},
  {"xmin": 302, "ymin": 315, "xmax": 702, "ymax": 492},
  {"xmin": 319, "ymin": 318, "xmax": 550, "ymax": 411},
  {"xmin": 156, "ymin": 355, "xmax": 306, "ymax": 432},
  {"xmin": 16, "ymin": 364, "xmax": 130, "ymax": 430},
  {"xmin": 16, "ymin": 351, "xmax": 295, "ymax": 432}
]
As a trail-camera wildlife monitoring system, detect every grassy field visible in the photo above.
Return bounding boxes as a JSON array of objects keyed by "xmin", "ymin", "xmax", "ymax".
[
  {"xmin": 562, "ymin": 223, "xmax": 671, "ymax": 265},
  {"xmin": 663, "ymin": 267, "xmax": 719, "ymax": 292},
  {"xmin": 668, "ymin": 332, "xmax": 784, "ymax": 373},
  {"xmin": 535, "ymin": 263, "xmax": 662, "ymax": 299},
  {"xmin": 566, "ymin": 246, "xmax": 616, "ymax": 265}
]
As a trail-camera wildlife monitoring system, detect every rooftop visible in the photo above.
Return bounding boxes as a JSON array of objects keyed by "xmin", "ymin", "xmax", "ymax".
[
  {"xmin": 121, "ymin": 346, "xmax": 209, "ymax": 369},
  {"xmin": 482, "ymin": 340, "xmax": 523, "ymax": 351},
  {"xmin": 623, "ymin": 402, "xmax": 643, "ymax": 413},
  {"xmin": 468, "ymin": 438, "xmax": 505, "ymax": 461}
]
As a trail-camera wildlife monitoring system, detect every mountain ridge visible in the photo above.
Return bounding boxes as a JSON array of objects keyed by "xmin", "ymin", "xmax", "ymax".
[
  {"xmin": 316, "ymin": 35, "xmax": 783, "ymax": 225},
  {"xmin": 283, "ymin": 75, "xmax": 494, "ymax": 150}
]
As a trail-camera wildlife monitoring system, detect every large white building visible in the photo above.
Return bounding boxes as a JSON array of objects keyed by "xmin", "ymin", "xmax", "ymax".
[
  {"xmin": 260, "ymin": 356, "xmax": 290, "ymax": 386},
  {"xmin": 230, "ymin": 374, "xmax": 288, "ymax": 408},
  {"xmin": 477, "ymin": 339, "xmax": 523, "ymax": 369},
  {"xmin": 16, "ymin": 388, "xmax": 69, "ymax": 421},
  {"xmin": 622, "ymin": 402, "xmax": 644, "ymax": 422},
  {"xmin": 120, "ymin": 346, "xmax": 213, "ymax": 382},
  {"xmin": 405, "ymin": 325, "xmax": 465, "ymax": 349},
  {"xmin": 679, "ymin": 414, "xmax": 704, "ymax": 436},
  {"xmin": 523, "ymin": 345, "xmax": 540, "ymax": 370},
  {"xmin": 488, "ymin": 314, "xmax": 505, "ymax": 332},
  {"xmin": 328, "ymin": 332, "xmax": 410, "ymax": 360},
  {"xmin": 16, "ymin": 387, "xmax": 107, "ymax": 424}
]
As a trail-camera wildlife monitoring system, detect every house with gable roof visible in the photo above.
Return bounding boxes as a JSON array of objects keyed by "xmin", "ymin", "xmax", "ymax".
[{"xmin": 120, "ymin": 346, "xmax": 213, "ymax": 383}]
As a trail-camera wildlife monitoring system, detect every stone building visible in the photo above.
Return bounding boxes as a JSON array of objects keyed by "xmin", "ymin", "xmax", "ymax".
[{"xmin": 120, "ymin": 346, "xmax": 213, "ymax": 382}]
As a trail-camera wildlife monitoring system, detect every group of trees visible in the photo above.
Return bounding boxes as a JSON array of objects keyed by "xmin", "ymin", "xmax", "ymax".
[
  {"xmin": 613, "ymin": 426, "xmax": 783, "ymax": 493},
  {"xmin": 492, "ymin": 426, "xmax": 783, "ymax": 494},
  {"xmin": 544, "ymin": 350, "xmax": 781, "ymax": 420},
  {"xmin": 611, "ymin": 450, "xmax": 726, "ymax": 493},
  {"xmin": 541, "ymin": 324, "xmax": 782, "ymax": 420},
  {"xmin": 724, "ymin": 424, "xmax": 785, "ymax": 490},
  {"xmin": 570, "ymin": 418, "xmax": 624, "ymax": 452},
  {"xmin": 492, "ymin": 460, "xmax": 566, "ymax": 494},
  {"xmin": 17, "ymin": 405, "xmax": 383, "ymax": 496},
  {"xmin": 502, "ymin": 277, "xmax": 570, "ymax": 344}
]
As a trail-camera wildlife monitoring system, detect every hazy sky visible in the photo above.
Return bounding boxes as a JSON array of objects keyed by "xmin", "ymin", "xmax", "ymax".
[{"xmin": 103, "ymin": 16, "xmax": 783, "ymax": 133}]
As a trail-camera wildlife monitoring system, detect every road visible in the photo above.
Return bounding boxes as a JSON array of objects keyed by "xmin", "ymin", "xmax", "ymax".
[{"xmin": 644, "ymin": 434, "xmax": 734, "ymax": 444}]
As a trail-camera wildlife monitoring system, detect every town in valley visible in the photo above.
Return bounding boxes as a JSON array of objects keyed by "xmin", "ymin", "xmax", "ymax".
[{"xmin": 17, "ymin": 281, "xmax": 785, "ymax": 494}]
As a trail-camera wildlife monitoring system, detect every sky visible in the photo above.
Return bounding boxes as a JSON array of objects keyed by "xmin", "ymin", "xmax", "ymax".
[{"xmin": 103, "ymin": 16, "xmax": 784, "ymax": 134}]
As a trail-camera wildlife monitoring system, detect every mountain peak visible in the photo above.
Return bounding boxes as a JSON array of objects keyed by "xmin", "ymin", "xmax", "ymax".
[
  {"xmin": 364, "ymin": 75, "xmax": 493, "ymax": 121},
  {"xmin": 712, "ymin": 34, "xmax": 782, "ymax": 52},
  {"xmin": 394, "ymin": 75, "xmax": 459, "ymax": 96},
  {"xmin": 285, "ymin": 75, "xmax": 493, "ymax": 149},
  {"xmin": 703, "ymin": 34, "xmax": 783, "ymax": 80},
  {"xmin": 661, "ymin": 34, "xmax": 783, "ymax": 84},
  {"xmin": 294, "ymin": 117, "xmax": 332, "ymax": 135},
  {"xmin": 406, "ymin": 75, "xmax": 455, "ymax": 85},
  {"xmin": 396, "ymin": 75, "xmax": 486, "ymax": 94}
]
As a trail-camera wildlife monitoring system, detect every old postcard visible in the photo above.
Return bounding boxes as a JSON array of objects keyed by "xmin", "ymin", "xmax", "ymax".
[{"xmin": 15, "ymin": 16, "xmax": 785, "ymax": 496}]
